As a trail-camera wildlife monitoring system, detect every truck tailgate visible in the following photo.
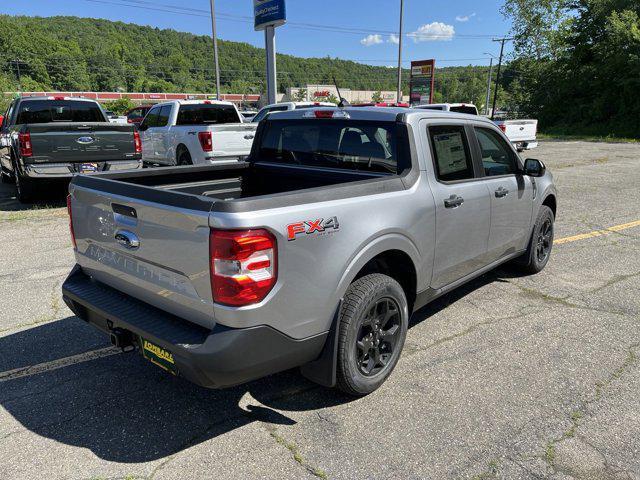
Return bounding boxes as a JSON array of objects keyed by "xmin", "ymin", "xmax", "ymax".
[
  {"xmin": 502, "ymin": 120, "xmax": 537, "ymax": 142},
  {"xmin": 26, "ymin": 122, "xmax": 139, "ymax": 163},
  {"xmin": 69, "ymin": 178, "xmax": 215, "ymax": 329},
  {"xmin": 209, "ymin": 124, "xmax": 256, "ymax": 157}
]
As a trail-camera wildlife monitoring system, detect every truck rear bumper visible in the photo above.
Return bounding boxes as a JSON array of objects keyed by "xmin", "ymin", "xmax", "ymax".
[
  {"xmin": 24, "ymin": 160, "xmax": 142, "ymax": 178},
  {"xmin": 62, "ymin": 265, "xmax": 327, "ymax": 388}
]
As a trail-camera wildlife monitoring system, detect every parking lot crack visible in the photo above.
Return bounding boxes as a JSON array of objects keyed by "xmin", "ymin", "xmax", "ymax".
[{"xmin": 263, "ymin": 425, "xmax": 328, "ymax": 479}]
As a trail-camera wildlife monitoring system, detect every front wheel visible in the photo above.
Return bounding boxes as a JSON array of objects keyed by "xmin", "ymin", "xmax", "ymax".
[
  {"xmin": 336, "ymin": 274, "xmax": 408, "ymax": 396},
  {"xmin": 514, "ymin": 205, "xmax": 554, "ymax": 274}
]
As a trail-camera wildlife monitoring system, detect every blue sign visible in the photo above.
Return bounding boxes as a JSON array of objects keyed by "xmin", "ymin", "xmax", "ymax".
[{"xmin": 254, "ymin": 0, "xmax": 286, "ymax": 31}]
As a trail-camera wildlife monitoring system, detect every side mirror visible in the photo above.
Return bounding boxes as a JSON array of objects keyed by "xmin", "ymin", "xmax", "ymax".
[{"xmin": 523, "ymin": 158, "xmax": 546, "ymax": 177}]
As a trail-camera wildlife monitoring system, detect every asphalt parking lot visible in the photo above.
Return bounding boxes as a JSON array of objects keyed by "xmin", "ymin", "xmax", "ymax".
[{"xmin": 1, "ymin": 140, "xmax": 639, "ymax": 480}]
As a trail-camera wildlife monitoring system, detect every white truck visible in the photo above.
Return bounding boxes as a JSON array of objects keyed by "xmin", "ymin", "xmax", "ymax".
[
  {"xmin": 414, "ymin": 103, "xmax": 538, "ymax": 151},
  {"xmin": 493, "ymin": 119, "xmax": 538, "ymax": 151},
  {"xmin": 139, "ymin": 100, "xmax": 257, "ymax": 166},
  {"xmin": 251, "ymin": 101, "xmax": 335, "ymax": 123}
]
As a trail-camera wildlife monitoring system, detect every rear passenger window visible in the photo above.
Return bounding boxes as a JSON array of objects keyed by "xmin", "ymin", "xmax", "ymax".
[
  {"xmin": 475, "ymin": 127, "xmax": 518, "ymax": 176},
  {"xmin": 156, "ymin": 105, "xmax": 172, "ymax": 127},
  {"xmin": 428, "ymin": 125, "xmax": 475, "ymax": 182}
]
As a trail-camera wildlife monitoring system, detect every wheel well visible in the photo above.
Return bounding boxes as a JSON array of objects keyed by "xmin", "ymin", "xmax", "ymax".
[
  {"xmin": 355, "ymin": 250, "xmax": 417, "ymax": 311},
  {"xmin": 176, "ymin": 144, "xmax": 187, "ymax": 158},
  {"xmin": 542, "ymin": 194, "xmax": 557, "ymax": 218}
]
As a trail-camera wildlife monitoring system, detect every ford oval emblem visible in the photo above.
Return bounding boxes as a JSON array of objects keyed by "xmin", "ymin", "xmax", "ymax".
[
  {"xmin": 76, "ymin": 136, "xmax": 95, "ymax": 145},
  {"xmin": 114, "ymin": 230, "xmax": 140, "ymax": 250}
]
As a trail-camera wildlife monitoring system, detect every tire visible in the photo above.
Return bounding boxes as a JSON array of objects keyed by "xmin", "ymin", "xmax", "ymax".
[
  {"xmin": 336, "ymin": 273, "xmax": 409, "ymax": 396},
  {"xmin": 177, "ymin": 147, "xmax": 192, "ymax": 166},
  {"xmin": 13, "ymin": 161, "xmax": 34, "ymax": 203},
  {"xmin": 0, "ymin": 168, "xmax": 11, "ymax": 184},
  {"xmin": 514, "ymin": 205, "xmax": 555, "ymax": 274}
]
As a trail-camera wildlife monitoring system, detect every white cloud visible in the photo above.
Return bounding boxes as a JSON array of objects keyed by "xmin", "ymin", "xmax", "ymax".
[
  {"xmin": 388, "ymin": 34, "xmax": 400, "ymax": 45},
  {"xmin": 455, "ymin": 13, "xmax": 476, "ymax": 22},
  {"xmin": 360, "ymin": 34, "xmax": 383, "ymax": 46},
  {"xmin": 408, "ymin": 22, "xmax": 455, "ymax": 42}
]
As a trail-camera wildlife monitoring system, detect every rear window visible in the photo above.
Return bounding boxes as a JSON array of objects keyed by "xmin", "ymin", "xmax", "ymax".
[
  {"xmin": 257, "ymin": 119, "xmax": 405, "ymax": 174},
  {"xmin": 449, "ymin": 105, "xmax": 478, "ymax": 115},
  {"xmin": 16, "ymin": 100, "xmax": 106, "ymax": 124},
  {"xmin": 176, "ymin": 104, "xmax": 240, "ymax": 125}
]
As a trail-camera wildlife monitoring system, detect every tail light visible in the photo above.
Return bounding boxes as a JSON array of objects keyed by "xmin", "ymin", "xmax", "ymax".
[
  {"xmin": 498, "ymin": 124, "xmax": 507, "ymax": 133},
  {"xmin": 67, "ymin": 195, "xmax": 77, "ymax": 250},
  {"xmin": 18, "ymin": 132, "xmax": 33, "ymax": 157},
  {"xmin": 198, "ymin": 131, "xmax": 213, "ymax": 152},
  {"xmin": 133, "ymin": 130, "xmax": 142, "ymax": 154},
  {"xmin": 210, "ymin": 229, "xmax": 277, "ymax": 306}
]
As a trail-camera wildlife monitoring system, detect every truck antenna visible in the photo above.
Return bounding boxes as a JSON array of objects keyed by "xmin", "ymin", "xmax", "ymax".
[{"xmin": 333, "ymin": 75, "xmax": 350, "ymax": 108}]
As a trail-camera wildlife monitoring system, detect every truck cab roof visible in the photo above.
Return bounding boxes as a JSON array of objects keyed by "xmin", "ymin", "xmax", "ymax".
[{"xmin": 265, "ymin": 105, "xmax": 496, "ymax": 126}]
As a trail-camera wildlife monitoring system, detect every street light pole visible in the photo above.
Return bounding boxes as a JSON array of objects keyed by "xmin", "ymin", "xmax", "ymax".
[
  {"xmin": 483, "ymin": 55, "xmax": 494, "ymax": 116},
  {"xmin": 209, "ymin": 0, "xmax": 221, "ymax": 100},
  {"xmin": 396, "ymin": 0, "xmax": 404, "ymax": 103}
]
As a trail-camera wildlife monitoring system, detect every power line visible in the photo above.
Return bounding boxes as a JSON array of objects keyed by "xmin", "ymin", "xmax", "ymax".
[{"xmin": 80, "ymin": 0, "xmax": 506, "ymax": 40}]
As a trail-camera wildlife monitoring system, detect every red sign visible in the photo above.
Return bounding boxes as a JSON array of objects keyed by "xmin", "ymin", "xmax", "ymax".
[
  {"xmin": 409, "ymin": 59, "xmax": 436, "ymax": 105},
  {"xmin": 313, "ymin": 90, "xmax": 330, "ymax": 98}
]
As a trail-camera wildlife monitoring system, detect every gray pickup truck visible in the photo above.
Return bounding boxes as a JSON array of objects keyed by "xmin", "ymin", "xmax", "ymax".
[
  {"xmin": 0, "ymin": 96, "xmax": 142, "ymax": 202},
  {"xmin": 62, "ymin": 107, "xmax": 557, "ymax": 396}
]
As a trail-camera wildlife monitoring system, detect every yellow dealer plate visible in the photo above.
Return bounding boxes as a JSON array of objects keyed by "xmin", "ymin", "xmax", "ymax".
[{"xmin": 140, "ymin": 338, "xmax": 177, "ymax": 375}]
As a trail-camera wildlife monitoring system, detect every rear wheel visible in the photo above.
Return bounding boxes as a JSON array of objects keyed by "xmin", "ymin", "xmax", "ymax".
[
  {"xmin": 177, "ymin": 147, "xmax": 192, "ymax": 166},
  {"xmin": 514, "ymin": 205, "xmax": 554, "ymax": 274},
  {"xmin": 336, "ymin": 273, "xmax": 408, "ymax": 396},
  {"xmin": 13, "ymin": 161, "xmax": 34, "ymax": 203}
]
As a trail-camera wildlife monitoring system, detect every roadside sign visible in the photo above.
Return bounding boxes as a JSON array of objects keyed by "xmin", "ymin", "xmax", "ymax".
[
  {"xmin": 254, "ymin": 0, "xmax": 286, "ymax": 31},
  {"xmin": 410, "ymin": 59, "xmax": 436, "ymax": 105}
]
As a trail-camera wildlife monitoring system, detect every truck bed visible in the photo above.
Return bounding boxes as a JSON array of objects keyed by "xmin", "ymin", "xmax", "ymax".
[{"xmin": 72, "ymin": 161, "xmax": 402, "ymax": 212}]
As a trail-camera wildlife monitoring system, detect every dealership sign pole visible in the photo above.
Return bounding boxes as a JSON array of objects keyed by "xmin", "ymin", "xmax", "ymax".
[
  {"xmin": 209, "ymin": 0, "xmax": 221, "ymax": 100},
  {"xmin": 254, "ymin": 0, "xmax": 286, "ymax": 105}
]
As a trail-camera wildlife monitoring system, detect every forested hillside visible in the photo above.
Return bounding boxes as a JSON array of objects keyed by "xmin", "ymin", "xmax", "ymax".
[
  {"xmin": 0, "ymin": 15, "xmax": 494, "ymax": 107},
  {"xmin": 501, "ymin": 0, "xmax": 640, "ymax": 137}
]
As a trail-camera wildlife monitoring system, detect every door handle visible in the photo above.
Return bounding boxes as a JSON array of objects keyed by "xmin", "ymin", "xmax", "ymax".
[
  {"xmin": 244, "ymin": 134, "xmax": 255, "ymax": 140},
  {"xmin": 495, "ymin": 187, "xmax": 509, "ymax": 198},
  {"xmin": 444, "ymin": 194, "xmax": 464, "ymax": 209}
]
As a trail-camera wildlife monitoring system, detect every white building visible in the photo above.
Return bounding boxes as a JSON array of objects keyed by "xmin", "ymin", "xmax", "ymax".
[{"xmin": 284, "ymin": 85, "xmax": 409, "ymax": 104}]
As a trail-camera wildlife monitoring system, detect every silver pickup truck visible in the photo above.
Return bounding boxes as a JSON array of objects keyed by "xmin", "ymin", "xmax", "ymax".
[
  {"xmin": 0, "ymin": 96, "xmax": 142, "ymax": 202},
  {"xmin": 62, "ymin": 107, "xmax": 557, "ymax": 396}
]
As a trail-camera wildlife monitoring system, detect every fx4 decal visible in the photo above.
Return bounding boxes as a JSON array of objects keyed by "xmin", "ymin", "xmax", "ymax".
[{"xmin": 286, "ymin": 217, "xmax": 340, "ymax": 241}]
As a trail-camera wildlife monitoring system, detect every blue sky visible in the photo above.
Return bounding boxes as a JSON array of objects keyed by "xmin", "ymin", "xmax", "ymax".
[{"xmin": 1, "ymin": 0, "xmax": 513, "ymax": 67}]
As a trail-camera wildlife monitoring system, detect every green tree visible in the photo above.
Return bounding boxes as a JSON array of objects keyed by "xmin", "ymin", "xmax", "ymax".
[
  {"xmin": 293, "ymin": 88, "xmax": 307, "ymax": 102},
  {"xmin": 371, "ymin": 91, "xmax": 383, "ymax": 103}
]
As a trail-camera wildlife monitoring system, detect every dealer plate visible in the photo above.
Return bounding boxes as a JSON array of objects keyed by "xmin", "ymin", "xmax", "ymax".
[
  {"xmin": 140, "ymin": 337, "xmax": 178, "ymax": 375},
  {"xmin": 79, "ymin": 163, "xmax": 98, "ymax": 173}
]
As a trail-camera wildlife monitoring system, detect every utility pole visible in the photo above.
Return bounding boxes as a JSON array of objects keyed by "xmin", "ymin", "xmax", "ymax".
[
  {"xmin": 209, "ymin": 0, "xmax": 221, "ymax": 100},
  {"xmin": 396, "ymin": 0, "xmax": 404, "ymax": 103},
  {"xmin": 490, "ymin": 37, "xmax": 513, "ymax": 119},
  {"xmin": 14, "ymin": 59, "xmax": 22, "ymax": 91}
]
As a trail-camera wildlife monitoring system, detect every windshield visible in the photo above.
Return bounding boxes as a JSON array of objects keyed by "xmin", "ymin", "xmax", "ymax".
[
  {"xmin": 176, "ymin": 104, "xmax": 240, "ymax": 125},
  {"xmin": 257, "ymin": 119, "xmax": 402, "ymax": 174},
  {"xmin": 16, "ymin": 100, "xmax": 106, "ymax": 124}
]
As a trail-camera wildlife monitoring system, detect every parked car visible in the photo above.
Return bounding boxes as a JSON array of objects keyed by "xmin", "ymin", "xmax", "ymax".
[
  {"xmin": 62, "ymin": 106, "xmax": 557, "ymax": 396},
  {"xmin": 493, "ymin": 119, "xmax": 538, "ymax": 151},
  {"xmin": 125, "ymin": 104, "xmax": 155, "ymax": 126},
  {"xmin": 138, "ymin": 100, "xmax": 257, "ymax": 166},
  {"xmin": 251, "ymin": 101, "xmax": 335, "ymax": 123},
  {"xmin": 0, "ymin": 96, "xmax": 142, "ymax": 202},
  {"xmin": 104, "ymin": 110, "xmax": 129, "ymax": 124}
]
